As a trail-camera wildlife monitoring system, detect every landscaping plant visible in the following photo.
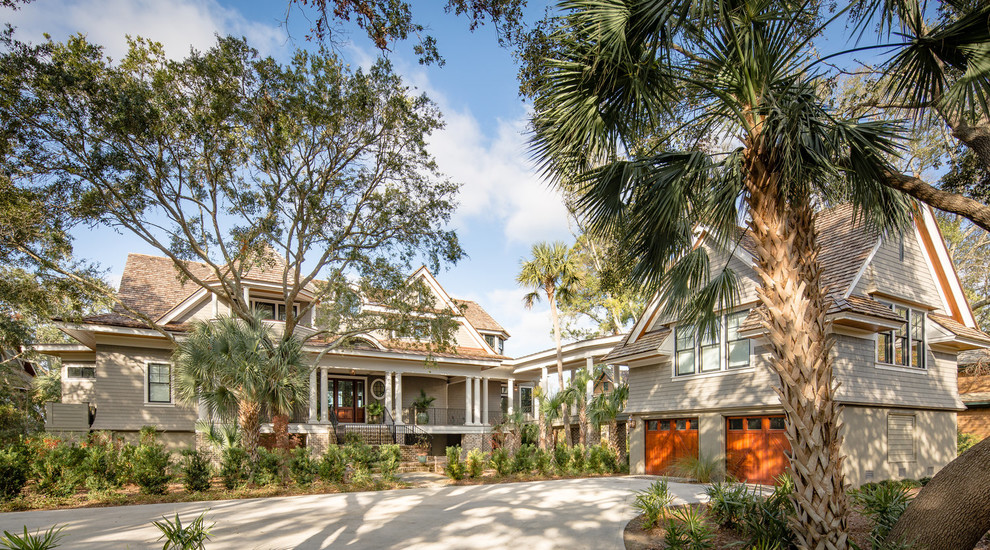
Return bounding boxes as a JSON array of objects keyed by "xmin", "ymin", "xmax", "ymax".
[
  {"xmin": 958, "ymin": 430, "xmax": 979, "ymax": 455},
  {"xmin": 82, "ymin": 433, "xmax": 127, "ymax": 493},
  {"xmin": 317, "ymin": 446, "xmax": 346, "ymax": 484},
  {"xmin": 633, "ymin": 478, "xmax": 674, "ymax": 529},
  {"xmin": 663, "ymin": 506, "xmax": 715, "ymax": 550},
  {"xmin": 343, "ymin": 441, "xmax": 376, "ymax": 476},
  {"xmin": 443, "ymin": 446, "xmax": 465, "ymax": 481},
  {"xmin": 133, "ymin": 441, "xmax": 173, "ymax": 495},
  {"xmin": 465, "ymin": 448, "xmax": 486, "ymax": 479},
  {"xmin": 180, "ymin": 450, "xmax": 213, "ymax": 493},
  {"xmin": 511, "ymin": 444, "xmax": 535, "ymax": 474},
  {"xmin": 0, "ymin": 448, "xmax": 29, "ymax": 501},
  {"xmin": 570, "ymin": 445, "xmax": 585, "ymax": 473},
  {"xmin": 219, "ymin": 447, "xmax": 249, "ymax": 490},
  {"xmin": 586, "ymin": 445, "xmax": 604, "ymax": 474},
  {"xmin": 534, "ymin": 448, "xmax": 552, "ymax": 476},
  {"xmin": 33, "ymin": 444, "xmax": 85, "ymax": 498},
  {"xmin": 287, "ymin": 447, "xmax": 318, "ymax": 486},
  {"xmin": 852, "ymin": 481, "xmax": 913, "ymax": 546},
  {"xmin": 377, "ymin": 444, "xmax": 401, "ymax": 482},
  {"xmin": 153, "ymin": 512, "xmax": 213, "ymax": 550},
  {"xmin": 739, "ymin": 476, "xmax": 796, "ymax": 549},
  {"xmin": 250, "ymin": 447, "xmax": 283, "ymax": 486},
  {"xmin": 0, "ymin": 525, "xmax": 64, "ymax": 550},
  {"xmin": 552, "ymin": 444, "xmax": 570, "ymax": 473},
  {"xmin": 488, "ymin": 447, "xmax": 511, "ymax": 477},
  {"xmin": 672, "ymin": 455, "xmax": 726, "ymax": 484},
  {"xmin": 705, "ymin": 482, "xmax": 750, "ymax": 529}
]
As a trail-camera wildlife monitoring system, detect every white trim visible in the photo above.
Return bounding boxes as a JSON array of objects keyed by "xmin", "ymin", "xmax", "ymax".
[
  {"xmin": 913, "ymin": 219, "xmax": 954, "ymax": 318},
  {"xmin": 143, "ymin": 361, "xmax": 174, "ymax": 406},
  {"xmin": 669, "ymin": 366, "xmax": 756, "ymax": 382},
  {"xmin": 843, "ymin": 238, "xmax": 882, "ymax": 299},
  {"xmin": 158, "ymin": 288, "xmax": 210, "ymax": 324},
  {"xmin": 875, "ymin": 362, "xmax": 930, "ymax": 375}
]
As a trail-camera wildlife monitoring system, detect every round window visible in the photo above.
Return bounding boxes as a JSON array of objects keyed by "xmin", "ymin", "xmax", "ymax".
[{"xmin": 370, "ymin": 379, "xmax": 386, "ymax": 400}]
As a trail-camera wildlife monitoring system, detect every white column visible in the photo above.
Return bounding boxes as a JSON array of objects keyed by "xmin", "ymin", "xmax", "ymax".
[
  {"xmin": 197, "ymin": 398, "xmax": 208, "ymax": 422},
  {"xmin": 473, "ymin": 377, "xmax": 482, "ymax": 426},
  {"xmin": 243, "ymin": 287, "xmax": 250, "ymax": 309},
  {"xmin": 482, "ymin": 377, "xmax": 489, "ymax": 425},
  {"xmin": 319, "ymin": 367, "xmax": 328, "ymax": 423},
  {"xmin": 394, "ymin": 372, "xmax": 404, "ymax": 425},
  {"xmin": 532, "ymin": 386, "xmax": 539, "ymax": 420},
  {"xmin": 613, "ymin": 364, "xmax": 621, "ymax": 388},
  {"xmin": 507, "ymin": 379, "xmax": 514, "ymax": 415},
  {"xmin": 586, "ymin": 357, "xmax": 595, "ymax": 403},
  {"xmin": 384, "ymin": 371, "xmax": 394, "ymax": 422},
  {"xmin": 464, "ymin": 377, "xmax": 473, "ymax": 425},
  {"xmin": 308, "ymin": 368, "xmax": 318, "ymax": 423},
  {"xmin": 211, "ymin": 293, "xmax": 219, "ymax": 317}
]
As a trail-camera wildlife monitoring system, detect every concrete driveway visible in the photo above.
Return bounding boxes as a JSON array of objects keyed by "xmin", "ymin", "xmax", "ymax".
[{"xmin": 0, "ymin": 476, "xmax": 707, "ymax": 549}]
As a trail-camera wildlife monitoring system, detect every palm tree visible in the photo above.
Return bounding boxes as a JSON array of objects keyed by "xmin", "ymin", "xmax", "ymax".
[
  {"xmin": 538, "ymin": 390, "xmax": 568, "ymax": 448},
  {"xmin": 174, "ymin": 313, "xmax": 308, "ymax": 458},
  {"xmin": 567, "ymin": 367, "xmax": 595, "ymax": 446},
  {"xmin": 530, "ymin": 1, "xmax": 914, "ymax": 546},
  {"xmin": 518, "ymin": 241, "xmax": 580, "ymax": 446},
  {"xmin": 588, "ymin": 383, "xmax": 629, "ymax": 456}
]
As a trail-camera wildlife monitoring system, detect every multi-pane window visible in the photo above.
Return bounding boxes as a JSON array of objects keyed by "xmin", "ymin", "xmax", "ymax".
[
  {"xmin": 675, "ymin": 325, "xmax": 696, "ymax": 376},
  {"xmin": 877, "ymin": 302, "xmax": 925, "ymax": 368},
  {"xmin": 252, "ymin": 300, "xmax": 298, "ymax": 321},
  {"xmin": 66, "ymin": 366, "xmax": 96, "ymax": 379},
  {"xmin": 520, "ymin": 387, "xmax": 533, "ymax": 414},
  {"xmin": 674, "ymin": 310, "xmax": 752, "ymax": 376},
  {"xmin": 147, "ymin": 363, "xmax": 171, "ymax": 403},
  {"xmin": 484, "ymin": 334, "xmax": 505, "ymax": 354}
]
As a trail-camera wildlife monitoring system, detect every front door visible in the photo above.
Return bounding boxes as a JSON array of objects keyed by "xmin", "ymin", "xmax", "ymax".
[{"xmin": 329, "ymin": 378, "xmax": 365, "ymax": 423}]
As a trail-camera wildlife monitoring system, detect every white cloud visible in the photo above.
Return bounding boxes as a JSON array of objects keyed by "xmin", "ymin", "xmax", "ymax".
[
  {"xmin": 460, "ymin": 287, "xmax": 554, "ymax": 356},
  {"xmin": 3, "ymin": 0, "xmax": 284, "ymax": 60}
]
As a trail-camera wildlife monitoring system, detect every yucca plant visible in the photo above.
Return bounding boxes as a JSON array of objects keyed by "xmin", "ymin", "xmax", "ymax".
[
  {"xmin": 0, "ymin": 526, "xmax": 63, "ymax": 550},
  {"xmin": 153, "ymin": 513, "xmax": 213, "ymax": 550},
  {"xmin": 633, "ymin": 478, "xmax": 674, "ymax": 529}
]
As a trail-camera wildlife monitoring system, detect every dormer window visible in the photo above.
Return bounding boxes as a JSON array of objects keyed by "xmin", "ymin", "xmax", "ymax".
[
  {"xmin": 252, "ymin": 299, "xmax": 298, "ymax": 322},
  {"xmin": 877, "ymin": 301, "xmax": 925, "ymax": 368},
  {"xmin": 484, "ymin": 334, "xmax": 505, "ymax": 354}
]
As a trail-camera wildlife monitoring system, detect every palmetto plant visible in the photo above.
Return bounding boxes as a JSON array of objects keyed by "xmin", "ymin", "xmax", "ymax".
[
  {"xmin": 518, "ymin": 241, "xmax": 580, "ymax": 447},
  {"xmin": 538, "ymin": 391, "xmax": 569, "ymax": 447},
  {"xmin": 588, "ymin": 383, "xmax": 628, "ymax": 455},
  {"xmin": 530, "ymin": 0, "xmax": 916, "ymax": 547},
  {"xmin": 567, "ymin": 367, "xmax": 595, "ymax": 445},
  {"xmin": 174, "ymin": 313, "xmax": 307, "ymax": 458}
]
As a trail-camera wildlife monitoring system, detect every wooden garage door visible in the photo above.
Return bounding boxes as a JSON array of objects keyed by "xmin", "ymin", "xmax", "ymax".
[
  {"xmin": 645, "ymin": 418, "xmax": 699, "ymax": 475},
  {"xmin": 726, "ymin": 416, "xmax": 791, "ymax": 484}
]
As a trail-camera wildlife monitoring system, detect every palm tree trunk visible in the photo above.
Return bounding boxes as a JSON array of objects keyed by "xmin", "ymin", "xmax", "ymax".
[
  {"xmin": 745, "ymin": 179, "xmax": 849, "ymax": 550},
  {"xmin": 578, "ymin": 401, "xmax": 587, "ymax": 446},
  {"xmin": 608, "ymin": 419, "xmax": 618, "ymax": 455},
  {"xmin": 273, "ymin": 413, "xmax": 290, "ymax": 451},
  {"xmin": 239, "ymin": 400, "xmax": 262, "ymax": 459},
  {"xmin": 538, "ymin": 403, "xmax": 548, "ymax": 450},
  {"xmin": 549, "ymin": 286, "xmax": 573, "ymax": 446}
]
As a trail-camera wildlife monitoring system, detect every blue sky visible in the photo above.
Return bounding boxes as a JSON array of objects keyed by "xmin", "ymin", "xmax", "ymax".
[{"xmin": 2, "ymin": 0, "xmax": 573, "ymax": 356}]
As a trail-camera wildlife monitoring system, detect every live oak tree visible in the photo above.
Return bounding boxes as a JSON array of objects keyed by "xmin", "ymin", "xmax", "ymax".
[{"xmin": 1, "ymin": 35, "xmax": 464, "ymax": 352}]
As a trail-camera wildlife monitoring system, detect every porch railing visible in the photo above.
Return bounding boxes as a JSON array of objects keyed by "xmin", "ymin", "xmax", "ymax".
[
  {"xmin": 334, "ymin": 406, "xmax": 429, "ymax": 447},
  {"xmin": 404, "ymin": 407, "xmax": 506, "ymax": 426}
]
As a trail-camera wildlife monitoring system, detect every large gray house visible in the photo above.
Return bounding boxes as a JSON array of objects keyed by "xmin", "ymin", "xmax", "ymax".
[{"xmin": 604, "ymin": 204, "xmax": 990, "ymax": 486}]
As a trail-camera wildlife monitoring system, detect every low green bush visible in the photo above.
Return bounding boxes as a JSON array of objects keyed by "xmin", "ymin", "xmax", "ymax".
[
  {"xmin": 343, "ymin": 441, "xmax": 376, "ymax": 474},
  {"xmin": 633, "ymin": 478, "xmax": 674, "ymax": 529},
  {"xmin": 534, "ymin": 448, "xmax": 552, "ymax": 476},
  {"xmin": 219, "ymin": 447, "xmax": 249, "ymax": 490},
  {"xmin": 852, "ymin": 480, "xmax": 913, "ymax": 545},
  {"xmin": 317, "ymin": 446, "xmax": 346, "ymax": 484},
  {"xmin": 377, "ymin": 444, "xmax": 401, "ymax": 482},
  {"xmin": 0, "ymin": 525, "xmax": 64, "ymax": 550},
  {"xmin": 552, "ymin": 444, "xmax": 570, "ymax": 473},
  {"xmin": 251, "ymin": 447, "xmax": 283, "ymax": 486},
  {"xmin": 179, "ymin": 450, "xmax": 213, "ymax": 493},
  {"xmin": 664, "ymin": 506, "xmax": 715, "ymax": 550},
  {"xmin": 489, "ymin": 447, "xmax": 511, "ymax": 477},
  {"xmin": 599, "ymin": 445, "xmax": 619, "ymax": 473},
  {"xmin": 82, "ymin": 433, "xmax": 128, "ymax": 492},
  {"xmin": 0, "ymin": 448, "xmax": 29, "ymax": 501},
  {"xmin": 465, "ymin": 448, "xmax": 486, "ymax": 478},
  {"xmin": 133, "ymin": 442, "xmax": 173, "ymax": 495},
  {"xmin": 570, "ymin": 444, "xmax": 586, "ymax": 473},
  {"xmin": 512, "ymin": 444, "xmax": 535, "ymax": 474},
  {"xmin": 288, "ymin": 447, "xmax": 318, "ymax": 486},
  {"xmin": 586, "ymin": 445, "xmax": 603, "ymax": 473},
  {"xmin": 444, "ymin": 446, "xmax": 465, "ymax": 480},
  {"xmin": 958, "ymin": 430, "xmax": 979, "ymax": 455},
  {"xmin": 34, "ymin": 443, "xmax": 86, "ymax": 498}
]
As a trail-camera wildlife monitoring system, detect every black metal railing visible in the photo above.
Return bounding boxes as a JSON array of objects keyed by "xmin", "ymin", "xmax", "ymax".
[
  {"xmin": 333, "ymin": 406, "xmax": 429, "ymax": 448},
  {"xmin": 405, "ymin": 407, "xmax": 467, "ymax": 426}
]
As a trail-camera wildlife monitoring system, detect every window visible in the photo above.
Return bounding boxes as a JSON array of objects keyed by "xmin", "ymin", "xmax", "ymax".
[
  {"xmin": 484, "ymin": 334, "xmax": 505, "ymax": 355},
  {"xmin": 659, "ymin": 419, "xmax": 671, "ymax": 430},
  {"xmin": 147, "ymin": 363, "xmax": 171, "ymax": 404},
  {"xmin": 66, "ymin": 366, "xmax": 96, "ymax": 379},
  {"xmin": 877, "ymin": 302, "xmax": 926, "ymax": 368},
  {"xmin": 520, "ymin": 387, "xmax": 533, "ymax": 414},
  {"xmin": 675, "ymin": 324, "xmax": 696, "ymax": 376},
  {"xmin": 648, "ymin": 420, "xmax": 659, "ymax": 431},
  {"xmin": 674, "ymin": 309, "xmax": 751, "ymax": 376},
  {"xmin": 769, "ymin": 417, "xmax": 786, "ymax": 430},
  {"xmin": 728, "ymin": 418, "xmax": 744, "ymax": 430},
  {"xmin": 252, "ymin": 300, "xmax": 298, "ymax": 322}
]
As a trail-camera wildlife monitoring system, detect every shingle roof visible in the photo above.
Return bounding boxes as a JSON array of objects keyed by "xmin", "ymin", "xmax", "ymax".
[
  {"xmin": 116, "ymin": 254, "xmax": 214, "ymax": 320},
  {"xmin": 961, "ymin": 391, "xmax": 990, "ymax": 406},
  {"xmin": 454, "ymin": 299, "xmax": 507, "ymax": 335},
  {"xmin": 736, "ymin": 294, "xmax": 906, "ymax": 334},
  {"xmin": 958, "ymin": 349, "xmax": 990, "ymax": 366},
  {"xmin": 602, "ymin": 328, "xmax": 671, "ymax": 363},
  {"xmin": 929, "ymin": 314, "xmax": 990, "ymax": 345}
]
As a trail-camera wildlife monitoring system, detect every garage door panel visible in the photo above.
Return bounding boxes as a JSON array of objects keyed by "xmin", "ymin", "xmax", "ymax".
[
  {"xmin": 726, "ymin": 416, "xmax": 790, "ymax": 484},
  {"xmin": 645, "ymin": 418, "xmax": 698, "ymax": 475}
]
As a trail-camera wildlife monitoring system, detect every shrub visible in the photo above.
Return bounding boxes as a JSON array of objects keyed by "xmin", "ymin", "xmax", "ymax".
[
  {"xmin": 0, "ymin": 448, "xmax": 29, "ymax": 501},
  {"xmin": 664, "ymin": 506, "xmax": 715, "ymax": 550},
  {"xmin": 552, "ymin": 444, "xmax": 570, "ymax": 473},
  {"xmin": 586, "ymin": 445, "xmax": 604, "ymax": 473},
  {"xmin": 34, "ymin": 443, "xmax": 86, "ymax": 498},
  {"xmin": 251, "ymin": 447, "xmax": 283, "ymax": 486},
  {"xmin": 133, "ymin": 442, "xmax": 173, "ymax": 495},
  {"xmin": 534, "ymin": 448, "xmax": 552, "ymax": 476},
  {"xmin": 343, "ymin": 441, "xmax": 376, "ymax": 474},
  {"xmin": 520, "ymin": 423, "xmax": 539, "ymax": 446},
  {"xmin": 139, "ymin": 426, "xmax": 159, "ymax": 445},
  {"xmin": 465, "ymin": 448, "xmax": 486, "ymax": 478},
  {"xmin": 739, "ymin": 475, "xmax": 795, "ymax": 549},
  {"xmin": 377, "ymin": 444, "xmax": 401, "ymax": 482},
  {"xmin": 599, "ymin": 445, "xmax": 619, "ymax": 473},
  {"xmin": 82, "ymin": 433, "xmax": 127, "ymax": 492},
  {"xmin": 287, "ymin": 447, "xmax": 318, "ymax": 486},
  {"xmin": 512, "ymin": 444, "xmax": 538, "ymax": 474},
  {"xmin": 570, "ymin": 444, "xmax": 586, "ymax": 473},
  {"xmin": 153, "ymin": 512, "xmax": 213, "ymax": 550},
  {"xmin": 671, "ymin": 454, "xmax": 726, "ymax": 483},
  {"xmin": 958, "ymin": 430, "xmax": 979, "ymax": 455},
  {"xmin": 705, "ymin": 482, "xmax": 750, "ymax": 528},
  {"xmin": 633, "ymin": 478, "xmax": 674, "ymax": 529},
  {"xmin": 489, "ymin": 447, "xmax": 512, "ymax": 477},
  {"xmin": 444, "ymin": 446, "xmax": 465, "ymax": 480},
  {"xmin": 0, "ymin": 525, "xmax": 64, "ymax": 550},
  {"xmin": 219, "ymin": 447, "xmax": 249, "ymax": 490},
  {"xmin": 317, "ymin": 446, "xmax": 346, "ymax": 484},
  {"xmin": 179, "ymin": 450, "xmax": 212, "ymax": 493},
  {"xmin": 852, "ymin": 481, "xmax": 913, "ymax": 545}
]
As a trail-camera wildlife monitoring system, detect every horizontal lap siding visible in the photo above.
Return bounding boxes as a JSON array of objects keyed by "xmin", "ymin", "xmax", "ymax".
[
  {"xmin": 832, "ymin": 334, "xmax": 961, "ymax": 410},
  {"xmin": 93, "ymin": 345, "xmax": 197, "ymax": 432},
  {"xmin": 855, "ymin": 231, "xmax": 943, "ymax": 310}
]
